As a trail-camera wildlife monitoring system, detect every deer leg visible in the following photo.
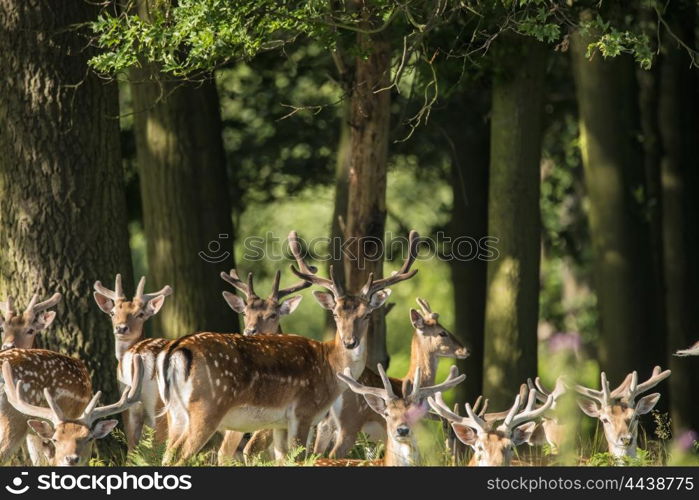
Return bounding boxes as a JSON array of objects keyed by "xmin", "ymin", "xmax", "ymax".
[
  {"xmin": 169, "ymin": 401, "xmax": 225, "ymax": 465},
  {"xmin": 0, "ymin": 413, "xmax": 26, "ymax": 464},
  {"xmin": 272, "ymin": 429, "xmax": 288, "ymax": 462},
  {"xmin": 243, "ymin": 429, "xmax": 273, "ymax": 463},
  {"xmin": 288, "ymin": 419, "xmax": 312, "ymax": 459},
  {"xmin": 329, "ymin": 419, "xmax": 362, "ymax": 458},
  {"xmin": 124, "ymin": 404, "xmax": 145, "ymax": 450},
  {"xmin": 217, "ymin": 431, "xmax": 244, "ymax": 465}
]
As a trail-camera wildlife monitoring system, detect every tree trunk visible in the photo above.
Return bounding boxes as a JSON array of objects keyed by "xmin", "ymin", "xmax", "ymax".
[
  {"xmin": 482, "ymin": 36, "xmax": 546, "ymax": 408},
  {"xmin": 344, "ymin": 33, "xmax": 391, "ymax": 368},
  {"xmin": 447, "ymin": 88, "xmax": 490, "ymax": 404},
  {"xmin": 130, "ymin": 71, "xmax": 238, "ymax": 338},
  {"xmin": 570, "ymin": 18, "xmax": 659, "ymax": 383},
  {"xmin": 0, "ymin": 0, "xmax": 132, "ymax": 402},
  {"xmin": 658, "ymin": 0, "xmax": 699, "ymax": 432}
]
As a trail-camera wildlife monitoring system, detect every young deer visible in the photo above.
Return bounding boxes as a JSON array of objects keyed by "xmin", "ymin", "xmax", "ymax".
[
  {"xmin": 0, "ymin": 293, "xmax": 62, "ymax": 350},
  {"xmin": 157, "ymin": 230, "xmax": 419, "ymax": 464},
  {"xmin": 314, "ymin": 364, "xmax": 465, "ymax": 466},
  {"xmin": 429, "ymin": 388, "xmax": 554, "ymax": 466},
  {"xmin": 2, "ymin": 355, "xmax": 143, "ymax": 466},
  {"xmin": 575, "ymin": 366, "xmax": 670, "ymax": 458},
  {"xmin": 314, "ymin": 298, "xmax": 470, "ymax": 458},
  {"xmin": 93, "ymin": 274, "xmax": 172, "ymax": 448},
  {"xmin": 526, "ymin": 376, "xmax": 567, "ymax": 453},
  {"xmin": 0, "ymin": 349, "xmax": 93, "ymax": 464},
  {"xmin": 217, "ymin": 268, "xmax": 310, "ymax": 463}
]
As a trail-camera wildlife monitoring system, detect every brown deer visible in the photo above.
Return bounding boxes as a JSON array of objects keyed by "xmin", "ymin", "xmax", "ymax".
[
  {"xmin": 575, "ymin": 367, "xmax": 670, "ymax": 458},
  {"xmin": 314, "ymin": 364, "xmax": 465, "ymax": 466},
  {"xmin": 314, "ymin": 297, "xmax": 470, "ymax": 458},
  {"xmin": 0, "ymin": 293, "xmax": 62, "ymax": 350},
  {"xmin": 0, "ymin": 348, "xmax": 92, "ymax": 464},
  {"xmin": 429, "ymin": 388, "xmax": 554, "ymax": 466},
  {"xmin": 2, "ymin": 355, "xmax": 144, "ymax": 466},
  {"xmin": 217, "ymin": 268, "xmax": 310, "ymax": 463},
  {"xmin": 157, "ymin": 229, "xmax": 419, "ymax": 464},
  {"xmin": 526, "ymin": 376, "xmax": 567, "ymax": 453},
  {"xmin": 93, "ymin": 274, "xmax": 172, "ymax": 449}
]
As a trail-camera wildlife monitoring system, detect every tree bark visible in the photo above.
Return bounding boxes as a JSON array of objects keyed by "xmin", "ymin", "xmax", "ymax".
[
  {"xmin": 130, "ymin": 72, "xmax": 238, "ymax": 337},
  {"xmin": 482, "ymin": 36, "xmax": 546, "ymax": 408},
  {"xmin": 570, "ymin": 18, "xmax": 659, "ymax": 383},
  {"xmin": 658, "ymin": 0, "xmax": 699, "ymax": 432},
  {"xmin": 0, "ymin": 0, "xmax": 132, "ymax": 403},
  {"xmin": 344, "ymin": 32, "xmax": 392, "ymax": 368},
  {"xmin": 447, "ymin": 88, "xmax": 490, "ymax": 404}
]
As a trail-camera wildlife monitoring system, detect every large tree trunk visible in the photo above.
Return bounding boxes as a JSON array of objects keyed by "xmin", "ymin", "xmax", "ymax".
[
  {"xmin": 447, "ymin": 88, "xmax": 490, "ymax": 404},
  {"xmin": 482, "ymin": 36, "xmax": 546, "ymax": 408},
  {"xmin": 658, "ymin": 0, "xmax": 699, "ymax": 432},
  {"xmin": 130, "ymin": 72, "xmax": 237, "ymax": 337},
  {"xmin": 0, "ymin": 0, "xmax": 132, "ymax": 402},
  {"xmin": 344, "ymin": 32, "xmax": 391, "ymax": 368},
  {"xmin": 571, "ymin": 18, "xmax": 659, "ymax": 383}
]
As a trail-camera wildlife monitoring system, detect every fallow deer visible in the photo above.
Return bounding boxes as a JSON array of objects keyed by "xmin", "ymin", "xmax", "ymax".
[
  {"xmin": 2, "ymin": 355, "xmax": 144, "ymax": 466},
  {"xmin": 157, "ymin": 230, "xmax": 420, "ymax": 464},
  {"xmin": 0, "ymin": 293, "xmax": 62, "ymax": 350},
  {"xmin": 575, "ymin": 366, "xmax": 670, "ymax": 458},
  {"xmin": 217, "ymin": 268, "xmax": 310, "ymax": 463},
  {"xmin": 314, "ymin": 298, "xmax": 470, "ymax": 458},
  {"xmin": 526, "ymin": 376, "xmax": 567, "ymax": 453},
  {"xmin": 0, "ymin": 348, "xmax": 92, "ymax": 464},
  {"xmin": 314, "ymin": 364, "xmax": 465, "ymax": 466},
  {"xmin": 93, "ymin": 274, "xmax": 172, "ymax": 448},
  {"xmin": 429, "ymin": 388, "xmax": 554, "ymax": 466}
]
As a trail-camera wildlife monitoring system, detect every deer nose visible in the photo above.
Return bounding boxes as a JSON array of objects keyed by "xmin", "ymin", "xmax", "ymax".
[
  {"xmin": 343, "ymin": 338, "xmax": 358, "ymax": 350},
  {"xmin": 64, "ymin": 455, "xmax": 80, "ymax": 466},
  {"xmin": 1, "ymin": 342, "xmax": 14, "ymax": 351},
  {"xmin": 114, "ymin": 324, "xmax": 129, "ymax": 335},
  {"xmin": 396, "ymin": 426, "xmax": 410, "ymax": 437},
  {"xmin": 620, "ymin": 435, "xmax": 632, "ymax": 446},
  {"xmin": 244, "ymin": 327, "xmax": 257, "ymax": 335}
]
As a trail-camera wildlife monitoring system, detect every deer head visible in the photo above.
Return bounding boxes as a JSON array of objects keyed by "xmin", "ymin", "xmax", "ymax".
[
  {"xmin": 338, "ymin": 364, "xmax": 464, "ymax": 465},
  {"xmin": 93, "ymin": 274, "xmax": 172, "ymax": 343},
  {"xmin": 220, "ymin": 269, "xmax": 310, "ymax": 335},
  {"xmin": 0, "ymin": 293, "xmax": 62, "ymax": 350},
  {"xmin": 289, "ymin": 230, "xmax": 419, "ymax": 352},
  {"xmin": 430, "ymin": 387, "xmax": 554, "ymax": 466},
  {"xmin": 526, "ymin": 376, "xmax": 567, "ymax": 453},
  {"xmin": 2, "ymin": 355, "xmax": 143, "ymax": 466},
  {"xmin": 575, "ymin": 366, "xmax": 670, "ymax": 458},
  {"xmin": 410, "ymin": 298, "xmax": 470, "ymax": 359}
]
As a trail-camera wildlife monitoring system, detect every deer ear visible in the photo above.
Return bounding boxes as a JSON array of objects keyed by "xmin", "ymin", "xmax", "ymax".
[
  {"xmin": 145, "ymin": 295, "xmax": 167, "ymax": 317},
  {"xmin": 362, "ymin": 394, "xmax": 387, "ymax": 416},
  {"xmin": 577, "ymin": 398, "xmax": 601, "ymax": 418},
  {"xmin": 222, "ymin": 292, "xmax": 246, "ymax": 313},
  {"xmin": 34, "ymin": 311, "xmax": 56, "ymax": 330},
  {"xmin": 635, "ymin": 393, "xmax": 661, "ymax": 415},
  {"xmin": 409, "ymin": 309, "xmax": 425, "ymax": 330},
  {"xmin": 451, "ymin": 423, "xmax": 478, "ymax": 446},
  {"xmin": 93, "ymin": 292, "xmax": 114, "ymax": 314},
  {"xmin": 512, "ymin": 421, "xmax": 537, "ymax": 445},
  {"xmin": 369, "ymin": 289, "xmax": 392, "ymax": 310},
  {"xmin": 27, "ymin": 420, "xmax": 54, "ymax": 440},
  {"xmin": 279, "ymin": 295, "xmax": 303, "ymax": 315},
  {"xmin": 90, "ymin": 419, "xmax": 119, "ymax": 440},
  {"xmin": 312, "ymin": 291, "xmax": 336, "ymax": 311}
]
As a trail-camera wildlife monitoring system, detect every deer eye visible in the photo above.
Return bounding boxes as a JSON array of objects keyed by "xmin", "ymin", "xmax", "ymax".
[
  {"xmin": 268, "ymin": 313, "xmax": 277, "ymax": 319},
  {"xmin": 438, "ymin": 331, "xmax": 448, "ymax": 337},
  {"xmin": 600, "ymin": 417, "xmax": 610, "ymax": 424},
  {"xmin": 136, "ymin": 311, "xmax": 145, "ymax": 319},
  {"xmin": 109, "ymin": 311, "xmax": 115, "ymax": 317},
  {"xmin": 26, "ymin": 329, "xmax": 34, "ymax": 335}
]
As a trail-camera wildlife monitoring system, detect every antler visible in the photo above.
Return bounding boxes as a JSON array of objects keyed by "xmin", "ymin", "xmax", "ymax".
[
  {"xmin": 0, "ymin": 296, "xmax": 15, "ymax": 319},
  {"xmin": 675, "ymin": 340, "xmax": 699, "ymax": 357},
  {"xmin": 575, "ymin": 371, "xmax": 612, "ymax": 407},
  {"xmin": 405, "ymin": 365, "xmax": 465, "ymax": 404},
  {"xmin": 79, "ymin": 355, "xmax": 144, "ymax": 425},
  {"xmin": 623, "ymin": 366, "xmax": 671, "ymax": 405},
  {"xmin": 220, "ymin": 269, "xmax": 257, "ymax": 299},
  {"xmin": 499, "ymin": 388, "xmax": 554, "ymax": 432},
  {"xmin": 337, "ymin": 363, "xmax": 396, "ymax": 401},
  {"xmin": 361, "ymin": 231, "xmax": 420, "ymax": 298},
  {"xmin": 94, "ymin": 274, "xmax": 126, "ymax": 301},
  {"xmin": 269, "ymin": 270, "xmax": 312, "ymax": 300},
  {"xmin": 428, "ymin": 391, "xmax": 486, "ymax": 433},
  {"xmin": 22, "ymin": 292, "xmax": 61, "ymax": 320},
  {"xmin": 288, "ymin": 231, "xmax": 343, "ymax": 296},
  {"xmin": 134, "ymin": 276, "xmax": 172, "ymax": 303},
  {"xmin": 2, "ymin": 361, "xmax": 64, "ymax": 424},
  {"xmin": 416, "ymin": 297, "xmax": 438, "ymax": 320},
  {"xmin": 528, "ymin": 376, "xmax": 566, "ymax": 405}
]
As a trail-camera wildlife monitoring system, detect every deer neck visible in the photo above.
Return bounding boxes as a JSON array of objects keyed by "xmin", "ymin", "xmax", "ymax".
[
  {"xmin": 608, "ymin": 436, "xmax": 637, "ymax": 459},
  {"xmin": 405, "ymin": 334, "xmax": 438, "ymax": 385},
  {"xmin": 327, "ymin": 330, "xmax": 367, "ymax": 380},
  {"xmin": 384, "ymin": 436, "xmax": 418, "ymax": 466},
  {"xmin": 114, "ymin": 329, "xmax": 144, "ymax": 363}
]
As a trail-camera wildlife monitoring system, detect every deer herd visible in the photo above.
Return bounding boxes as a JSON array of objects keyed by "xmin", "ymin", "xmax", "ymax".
[{"xmin": 0, "ymin": 229, "xmax": 692, "ymax": 467}]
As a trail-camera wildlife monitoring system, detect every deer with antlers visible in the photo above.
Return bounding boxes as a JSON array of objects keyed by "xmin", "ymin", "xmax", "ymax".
[
  {"xmin": 314, "ymin": 298, "xmax": 470, "ymax": 458},
  {"xmin": 575, "ymin": 366, "xmax": 670, "ymax": 458},
  {"xmin": 0, "ymin": 293, "xmax": 62, "ymax": 351},
  {"xmin": 1, "ymin": 355, "xmax": 143, "ymax": 466},
  {"xmin": 526, "ymin": 376, "xmax": 567, "ymax": 453},
  {"xmin": 314, "ymin": 364, "xmax": 465, "ymax": 466},
  {"xmin": 429, "ymin": 387, "xmax": 554, "ymax": 466},
  {"xmin": 217, "ymin": 268, "xmax": 310, "ymax": 463},
  {"xmin": 156, "ymin": 230, "xmax": 420, "ymax": 464},
  {"xmin": 93, "ymin": 275, "xmax": 172, "ymax": 449}
]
